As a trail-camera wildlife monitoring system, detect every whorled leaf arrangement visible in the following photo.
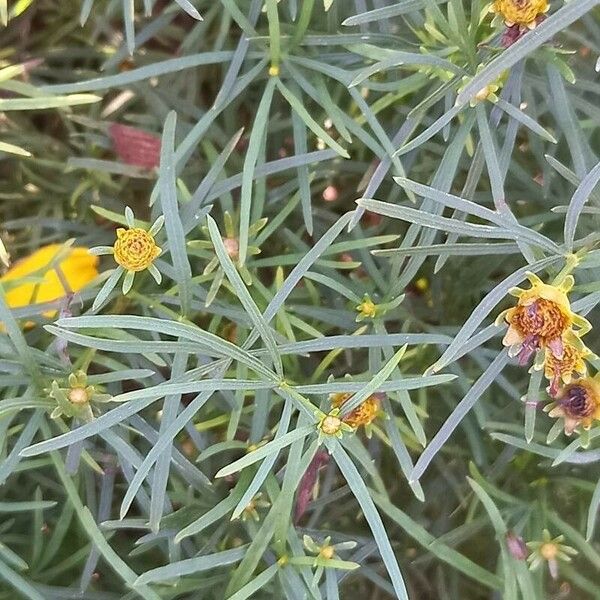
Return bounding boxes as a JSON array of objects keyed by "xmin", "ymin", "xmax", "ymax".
[{"xmin": 1, "ymin": 0, "xmax": 600, "ymax": 598}]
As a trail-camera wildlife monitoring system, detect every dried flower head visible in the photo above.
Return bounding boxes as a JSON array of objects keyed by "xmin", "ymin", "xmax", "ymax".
[
  {"xmin": 544, "ymin": 377, "xmax": 600, "ymax": 435},
  {"xmin": 109, "ymin": 123, "xmax": 161, "ymax": 170},
  {"xmin": 330, "ymin": 392, "xmax": 382, "ymax": 429},
  {"xmin": 541, "ymin": 340, "xmax": 592, "ymax": 397},
  {"xmin": 303, "ymin": 535, "xmax": 358, "ymax": 568},
  {"xmin": 527, "ymin": 530, "xmax": 577, "ymax": 579},
  {"xmin": 489, "ymin": 0, "xmax": 549, "ymax": 29},
  {"xmin": 497, "ymin": 273, "xmax": 589, "ymax": 366}
]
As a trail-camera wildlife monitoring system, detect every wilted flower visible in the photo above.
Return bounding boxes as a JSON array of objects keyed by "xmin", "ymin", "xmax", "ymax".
[
  {"xmin": 317, "ymin": 409, "xmax": 353, "ymax": 440},
  {"xmin": 544, "ymin": 377, "xmax": 600, "ymax": 435},
  {"xmin": 109, "ymin": 123, "xmax": 161, "ymax": 170},
  {"xmin": 540, "ymin": 341, "xmax": 592, "ymax": 397},
  {"xmin": 527, "ymin": 530, "xmax": 577, "ymax": 579},
  {"xmin": 294, "ymin": 450, "xmax": 329, "ymax": 523},
  {"xmin": 48, "ymin": 370, "xmax": 111, "ymax": 421},
  {"xmin": 330, "ymin": 391, "xmax": 382, "ymax": 431},
  {"xmin": 489, "ymin": 0, "xmax": 549, "ymax": 30},
  {"xmin": 497, "ymin": 273, "xmax": 589, "ymax": 366},
  {"xmin": 0, "ymin": 243, "xmax": 98, "ymax": 319},
  {"xmin": 89, "ymin": 207, "xmax": 164, "ymax": 309}
]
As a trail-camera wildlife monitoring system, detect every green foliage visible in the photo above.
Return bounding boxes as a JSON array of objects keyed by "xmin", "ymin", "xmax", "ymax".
[{"xmin": 1, "ymin": 0, "xmax": 600, "ymax": 598}]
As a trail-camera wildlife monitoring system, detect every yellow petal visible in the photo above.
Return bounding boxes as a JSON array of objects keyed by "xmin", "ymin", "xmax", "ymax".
[{"xmin": 0, "ymin": 244, "xmax": 98, "ymax": 310}]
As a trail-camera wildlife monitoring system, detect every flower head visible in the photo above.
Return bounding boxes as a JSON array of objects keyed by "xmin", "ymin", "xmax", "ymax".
[
  {"xmin": 47, "ymin": 370, "xmax": 112, "ymax": 422},
  {"xmin": 544, "ymin": 377, "xmax": 600, "ymax": 435},
  {"xmin": 498, "ymin": 273, "xmax": 589, "ymax": 366},
  {"xmin": 542, "ymin": 340, "xmax": 592, "ymax": 397},
  {"xmin": 356, "ymin": 294, "xmax": 378, "ymax": 321},
  {"xmin": 188, "ymin": 211, "xmax": 266, "ymax": 306},
  {"xmin": 330, "ymin": 392, "xmax": 382, "ymax": 430},
  {"xmin": 489, "ymin": 0, "xmax": 549, "ymax": 29},
  {"xmin": 240, "ymin": 493, "xmax": 270, "ymax": 522},
  {"xmin": 113, "ymin": 227, "xmax": 161, "ymax": 272},
  {"xmin": 303, "ymin": 535, "xmax": 357, "ymax": 568},
  {"xmin": 89, "ymin": 207, "xmax": 164, "ymax": 309},
  {"xmin": 527, "ymin": 530, "xmax": 577, "ymax": 579},
  {"xmin": 0, "ymin": 243, "xmax": 98, "ymax": 318}
]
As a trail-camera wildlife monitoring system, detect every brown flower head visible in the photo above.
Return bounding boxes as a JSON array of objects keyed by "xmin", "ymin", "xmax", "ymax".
[
  {"xmin": 542, "ymin": 340, "xmax": 591, "ymax": 397},
  {"xmin": 545, "ymin": 377, "xmax": 600, "ymax": 435}
]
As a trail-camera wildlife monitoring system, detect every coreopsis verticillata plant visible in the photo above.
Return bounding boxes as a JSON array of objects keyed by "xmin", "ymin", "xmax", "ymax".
[
  {"xmin": 497, "ymin": 273, "xmax": 590, "ymax": 367},
  {"xmin": 188, "ymin": 210, "xmax": 267, "ymax": 306},
  {"xmin": 3, "ymin": 0, "xmax": 600, "ymax": 598},
  {"xmin": 89, "ymin": 207, "xmax": 163, "ymax": 310},
  {"xmin": 47, "ymin": 371, "xmax": 112, "ymax": 421},
  {"xmin": 527, "ymin": 530, "xmax": 578, "ymax": 579},
  {"xmin": 544, "ymin": 377, "xmax": 600, "ymax": 436}
]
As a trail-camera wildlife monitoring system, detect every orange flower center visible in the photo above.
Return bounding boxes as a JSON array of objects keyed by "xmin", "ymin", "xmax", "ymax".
[
  {"xmin": 493, "ymin": 0, "xmax": 548, "ymax": 25},
  {"xmin": 510, "ymin": 299, "xmax": 569, "ymax": 342},
  {"xmin": 331, "ymin": 393, "xmax": 380, "ymax": 428},
  {"xmin": 113, "ymin": 228, "xmax": 159, "ymax": 272}
]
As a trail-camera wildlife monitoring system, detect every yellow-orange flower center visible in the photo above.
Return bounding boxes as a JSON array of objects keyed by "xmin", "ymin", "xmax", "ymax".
[
  {"xmin": 320, "ymin": 415, "xmax": 342, "ymax": 435},
  {"xmin": 492, "ymin": 0, "xmax": 548, "ymax": 26},
  {"xmin": 113, "ymin": 228, "xmax": 160, "ymax": 272},
  {"xmin": 319, "ymin": 545, "xmax": 335, "ymax": 560},
  {"xmin": 509, "ymin": 298, "xmax": 570, "ymax": 343},
  {"xmin": 539, "ymin": 542, "xmax": 559, "ymax": 561},
  {"xmin": 331, "ymin": 392, "xmax": 380, "ymax": 428},
  {"xmin": 68, "ymin": 387, "xmax": 89, "ymax": 405}
]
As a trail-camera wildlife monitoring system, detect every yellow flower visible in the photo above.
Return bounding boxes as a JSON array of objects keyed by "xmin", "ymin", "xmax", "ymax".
[
  {"xmin": 89, "ymin": 207, "xmax": 164, "ymax": 309},
  {"xmin": 113, "ymin": 227, "xmax": 161, "ymax": 272},
  {"xmin": 541, "ymin": 341, "xmax": 592, "ymax": 397},
  {"xmin": 544, "ymin": 377, "xmax": 600, "ymax": 435},
  {"xmin": 0, "ymin": 243, "xmax": 98, "ymax": 314},
  {"xmin": 497, "ymin": 273, "xmax": 589, "ymax": 366},
  {"xmin": 356, "ymin": 294, "xmax": 378, "ymax": 321},
  {"xmin": 330, "ymin": 392, "xmax": 381, "ymax": 429},
  {"xmin": 489, "ymin": 0, "xmax": 549, "ymax": 29}
]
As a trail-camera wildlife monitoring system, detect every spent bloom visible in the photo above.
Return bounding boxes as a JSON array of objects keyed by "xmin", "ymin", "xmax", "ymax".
[
  {"xmin": 506, "ymin": 532, "xmax": 528, "ymax": 561},
  {"xmin": 489, "ymin": 0, "xmax": 549, "ymax": 30},
  {"xmin": 527, "ymin": 530, "xmax": 577, "ymax": 579},
  {"xmin": 303, "ymin": 535, "xmax": 358, "ymax": 567},
  {"xmin": 497, "ymin": 273, "xmax": 590, "ymax": 367},
  {"xmin": 356, "ymin": 294, "xmax": 378, "ymax": 321},
  {"xmin": 544, "ymin": 376, "xmax": 600, "ymax": 436},
  {"xmin": 540, "ymin": 341, "xmax": 592, "ymax": 397},
  {"xmin": 330, "ymin": 391, "xmax": 382, "ymax": 431},
  {"xmin": 240, "ymin": 493, "xmax": 270, "ymax": 522},
  {"xmin": 89, "ymin": 207, "xmax": 163, "ymax": 310}
]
